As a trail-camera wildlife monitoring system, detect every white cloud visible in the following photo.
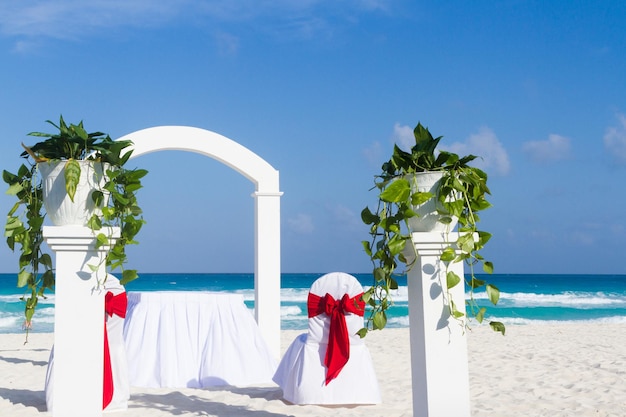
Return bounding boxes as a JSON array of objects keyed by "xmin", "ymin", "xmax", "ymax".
[
  {"xmin": 566, "ymin": 231, "xmax": 596, "ymax": 246},
  {"xmin": 603, "ymin": 113, "xmax": 626, "ymax": 165},
  {"xmin": 522, "ymin": 134, "xmax": 572, "ymax": 163},
  {"xmin": 214, "ymin": 31, "xmax": 240, "ymax": 56},
  {"xmin": 326, "ymin": 203, "xmax": 361, "ymax": 231},
  {"xmin": 362, "ymin": 141, "xmax": 383, "ymax": 168},
  {"xmin": 442, "ymin": 127, "xmax": 511, "ymax": 176},
  {"xmin": 393, "ymin": 123, "xmax": 414, "ymax": 151},
  {"xmin": 0, "ymin": 0, "xmax": 390, "ymax": 44},
  {"xmin": 287, "ymin": 213, "xmax": 314, "ymax": 234},
  {"xmin": 391, "ymin": 124, "xmax": 510, "ymax": 176},
  {"xmin": 0, "ymin": 1, "xmax": 181, "ymax": 40}
]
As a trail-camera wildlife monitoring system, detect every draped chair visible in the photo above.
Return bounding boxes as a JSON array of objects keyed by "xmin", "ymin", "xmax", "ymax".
[
  {"xmin": 45, "ymin": 274, "xmax": 130, "ymax": 412},
  {"xmin": 273, "ymin": 272, "xmax": 381, "ymax": 405}
]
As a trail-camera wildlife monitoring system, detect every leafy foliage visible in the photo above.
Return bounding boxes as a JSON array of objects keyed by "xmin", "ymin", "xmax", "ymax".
[
  {"xmin": 359, "ymin": 122, "xmax": 504, "ymax": 337},
  {"xmin": 3, "ymin": 116, "xmax": 147, "ymax": 337}
]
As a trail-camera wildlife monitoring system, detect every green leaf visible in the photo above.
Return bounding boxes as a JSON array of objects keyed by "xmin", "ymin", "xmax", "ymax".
[
  {"xmin": 486, "ymin": 284, "xmax": 500, "ymax": 305},
  {"xmin": 470, "ymin": 278, "xmax": 486, "ymax": 289},
  {"xmin": 450, "ymin": 300, "xmax": 465, "ymax": 318},
  {"xmin": 121, "ymin": 269, "xmax": 139, "ymax": 285},
  {"xmin": 457, "ymin": 233, "xmax": 475, "ymax": 253},
  {"xmin": 17, "ymin": 270, "xmax": 31, "ymax": 288},
  {"xmin": 440, "ymin": 246, "xmax": 456, "ymax": 262},
  {"xmin": 25, "ymin": 300, "xmax": 36, "ymax": 322},
  {"xmin": 446, "ymin": 271, "xmax": 461, "ymax": 289},
  {"xmin": 361, "ymin": 240, "xmax": 372, "ymax": 256},
  {"xmin": 95, "ymin": 233, "xmax": 109, "ymax": 248},
  {"xmin": 410, "ymin": 191, "xmax": 433, "ymax": 206},
  {"xmin": 373, "ymin": 267, "xmax": 386, "ymax": 282},
  {"xmin": 476, "ymin": 307, "xmax": 486, "ymax": 323},
  {"xmin": 361, "ymin": 207, "xmax": 378, "ymax": 225},
  {"xmin": 124, "ymin": 183, "xmax": 142, "ymax": 192},
  {"xmin": 5, "ymin": 182, "xmax": 24, "ymax": 196},
  {"xmin": 489, "ymin": 321, "xmax": 506, "ymax": 335},
  {"xmin": 129, "ymin": 168, "xmax": 148, "ymax": 179},
  {"xmin": 87, "ymin": 215, "xmax": 102, "ymax": 230},
  {"xmin": 42, "ymin": 270, "xmax": 55, "ymax": 289},
  {"xmin": 483, "ymin": 261, "xmax": 494, "ymax": 274},
  {"xmin": 389, "ymin": 277, "xmax": 399, "ymax": 290},
  {"xmin": 39, "ymin": 253, "xmax": 53, "ymax": 268},
  {"xmin": 380, "ymin": 178, "xmax": 411, "ymax": 203},
  {"xmin": 5, "ymin": 216, "xmax": 23, "ymax": 232},
  {"xmin": 92, "ymin": 190, "xmax": 105, "ymax": 207},
  {"xmin": 2, "ymin": 169, "xmax": 18, "ymax": 184},
  {"xmin": 63, "ymin": 159, "xmax": 81, "ymax": 202},
  {"xmin": 372, "ymin": 311, "xmax": 387, "ymax": 330},
  {"xmin": 387, "ymin": 234, "xmax": 407, "ymax": 256}
]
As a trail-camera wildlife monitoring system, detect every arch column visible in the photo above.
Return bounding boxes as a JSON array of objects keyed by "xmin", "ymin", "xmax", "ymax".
[{"xmin": 253, "ymin": 191, "xmax": 283, "ymax": 357}]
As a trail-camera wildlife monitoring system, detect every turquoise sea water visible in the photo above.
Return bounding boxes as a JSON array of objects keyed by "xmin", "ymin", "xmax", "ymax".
[{"xmin": 1, "ymin": 273, "xmax": 626, "ymax": 334}]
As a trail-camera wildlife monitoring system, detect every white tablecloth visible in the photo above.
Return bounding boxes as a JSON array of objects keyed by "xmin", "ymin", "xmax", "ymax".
[{"xmin": 123, "ymin": 291, "xmax": 277, "ymax": 388}]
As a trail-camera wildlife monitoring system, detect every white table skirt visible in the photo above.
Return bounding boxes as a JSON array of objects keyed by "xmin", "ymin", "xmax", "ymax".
[{"xmin": 123, "ymin": 291, "xmax": 277, "ymax": 388}]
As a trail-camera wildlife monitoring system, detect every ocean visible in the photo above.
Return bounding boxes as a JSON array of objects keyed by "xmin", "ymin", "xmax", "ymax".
[{"xmin": 1, "ymin": 273, "xmax": 626, "ymax": 334}]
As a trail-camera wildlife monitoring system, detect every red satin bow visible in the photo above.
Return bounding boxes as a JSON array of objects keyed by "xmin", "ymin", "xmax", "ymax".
[
  {"xmin": 103, "ymin": 291, "xmax": 127, "ymax": 409},
  {"xmin": 307, "ymin": 292, "xmax": 365, "ymax": 384}
]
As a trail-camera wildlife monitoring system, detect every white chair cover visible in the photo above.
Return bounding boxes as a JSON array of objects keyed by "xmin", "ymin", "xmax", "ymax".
[
  {"xmin": 45, "ymin": 274, "xmax": 130, "ymax": 412},
  {"xmin": 273, "ymin": 272, "xmax": 381, "ymax": 405}
]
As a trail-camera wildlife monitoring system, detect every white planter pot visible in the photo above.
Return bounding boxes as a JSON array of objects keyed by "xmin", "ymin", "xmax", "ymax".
[
  {"xmin": 39, "ymin": 160, "xmax": 109, "ymax": 226},
  {"xmin": 406, "ymin": 171, "xmax": 458, "ymax": 232}
]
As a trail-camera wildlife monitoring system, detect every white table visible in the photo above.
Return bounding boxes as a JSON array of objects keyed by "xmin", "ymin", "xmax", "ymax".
[{"xmin": 123, "ymin": 291, "xmax": 277, "ymax": 388}]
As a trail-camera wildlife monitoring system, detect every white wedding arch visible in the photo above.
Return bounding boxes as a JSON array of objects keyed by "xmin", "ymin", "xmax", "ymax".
[{"xmin": 116, "ymin": 126, "xmax": 283, "ymax": 357}]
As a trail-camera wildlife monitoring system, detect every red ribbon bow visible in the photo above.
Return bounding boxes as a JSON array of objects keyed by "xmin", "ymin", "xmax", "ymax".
[
  {"xmin": 103, "ymin": 291, "xmax": 127, "ymax": 409},
  {"xmin": 307, "ymin": 292, "xmax": 365, "ymax": 384}
]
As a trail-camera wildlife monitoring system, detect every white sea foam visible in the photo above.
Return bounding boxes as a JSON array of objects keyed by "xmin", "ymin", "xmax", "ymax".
[
  {"xmin": 0, "ymin": 316, "xmax": 19, "ymax": 329},
  {"xmin": 485, "ymin": 315, "xmax": 626, "ymax": 326},
  {"xmin": 386, "ymin": 315, "xmax": 411, "ymax": 327},
  {"xmin": 280, "ymin": 305, "xmax": 302, "ymax": 317},
  {"xmin": 279, "ymin": 288, "xmax": 311, "ymax": 302},
  {"xmin": 471, "ymin": 291, "xmax": 626, "ymax": 308}
]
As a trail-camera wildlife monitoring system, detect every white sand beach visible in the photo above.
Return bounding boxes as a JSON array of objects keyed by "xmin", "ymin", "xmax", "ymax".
[{"xmin": 1, "ymin": 324, "xmax": 625, "ymax": 417}]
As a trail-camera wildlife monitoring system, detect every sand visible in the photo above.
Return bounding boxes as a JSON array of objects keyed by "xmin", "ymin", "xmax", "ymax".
[{"xmin": 1, "ymin": 324, "xmax": 625, "ymax": 416}]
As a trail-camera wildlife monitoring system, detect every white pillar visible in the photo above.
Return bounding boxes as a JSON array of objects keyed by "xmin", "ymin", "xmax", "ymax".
[
  {"xmin": 407, "ymin": 232, "xmax": 471, "ymax": 417},
  {"xmin": 253, "ymin": 191, "xmax": 283, "ymax": 359},
  {"xmin": 44, "ymin": 226, "xmax": 120, "ymax": 417}
]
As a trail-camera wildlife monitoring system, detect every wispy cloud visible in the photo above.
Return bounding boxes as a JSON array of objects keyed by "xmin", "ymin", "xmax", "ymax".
[
  {"xmin": 287, "ymin": 213, "xmax": 314, "ymax": 234},
  {"xmin": 604, "ymin": 113, "xmax": 626, "ymax": 165},
  {"xmin": 442, "ymin": 127, "xmax": 510, "ymax": 176},
  {"xmin": 0, "ymin": 1, "xmax": 182, "ymax": 40},
  {"xmin": 393, "ymin": 123, "xmax": 414, "ymax": 151},
  {"xmin": 0, "ymin": 0, "xmax": 390, "ymax": 45},
  {"xmin": 522, "ymin": 134, "xmax": 572, "ymax": 163},
  {"xmin": 214, "ymin": 30, "xmax": 240, "ymax": 56},
  {"xmin": 326, "ymin": 203, "xmax": 361, "ymax": 232},
  {"xmin": 362, "ymin": 140, "xmax": 383, "ymax": 169},
  {"xmin": 392, "ymin": 123, "xmax": 510, "ymax": 176}
]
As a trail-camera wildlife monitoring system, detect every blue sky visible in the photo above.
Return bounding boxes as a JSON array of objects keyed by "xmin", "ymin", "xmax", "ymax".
[{"xmin": 0, "ymin": 1, "xmax": 625, "ymax": 275}]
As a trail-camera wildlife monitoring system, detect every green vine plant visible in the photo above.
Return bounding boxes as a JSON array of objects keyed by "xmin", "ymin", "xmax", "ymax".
[
  {"xmin": 3, "ymin": 116, "xmax": 147, "ymax": 339},
  {"xmin": 359, "ymin": 122, "xmax": 505, "ymax": 337}
]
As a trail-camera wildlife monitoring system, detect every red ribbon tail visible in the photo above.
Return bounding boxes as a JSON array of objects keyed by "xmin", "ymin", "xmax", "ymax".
[
  {"xmin": 324, "ymin": 310, "xmax": 350, "ymax": 385},
  {"xmin": 103, "ymin": 321, "xmax": 113, "ymax": 409}
]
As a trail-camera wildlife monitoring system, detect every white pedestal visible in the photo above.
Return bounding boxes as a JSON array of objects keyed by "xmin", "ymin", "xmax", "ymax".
[
  {"xmin": 44, "ymin": 226, "xmax": 119, "ymax": 417},
  {"xmin": 407, "ymin": 232, "xmax": 471, "ymax": 417}
]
